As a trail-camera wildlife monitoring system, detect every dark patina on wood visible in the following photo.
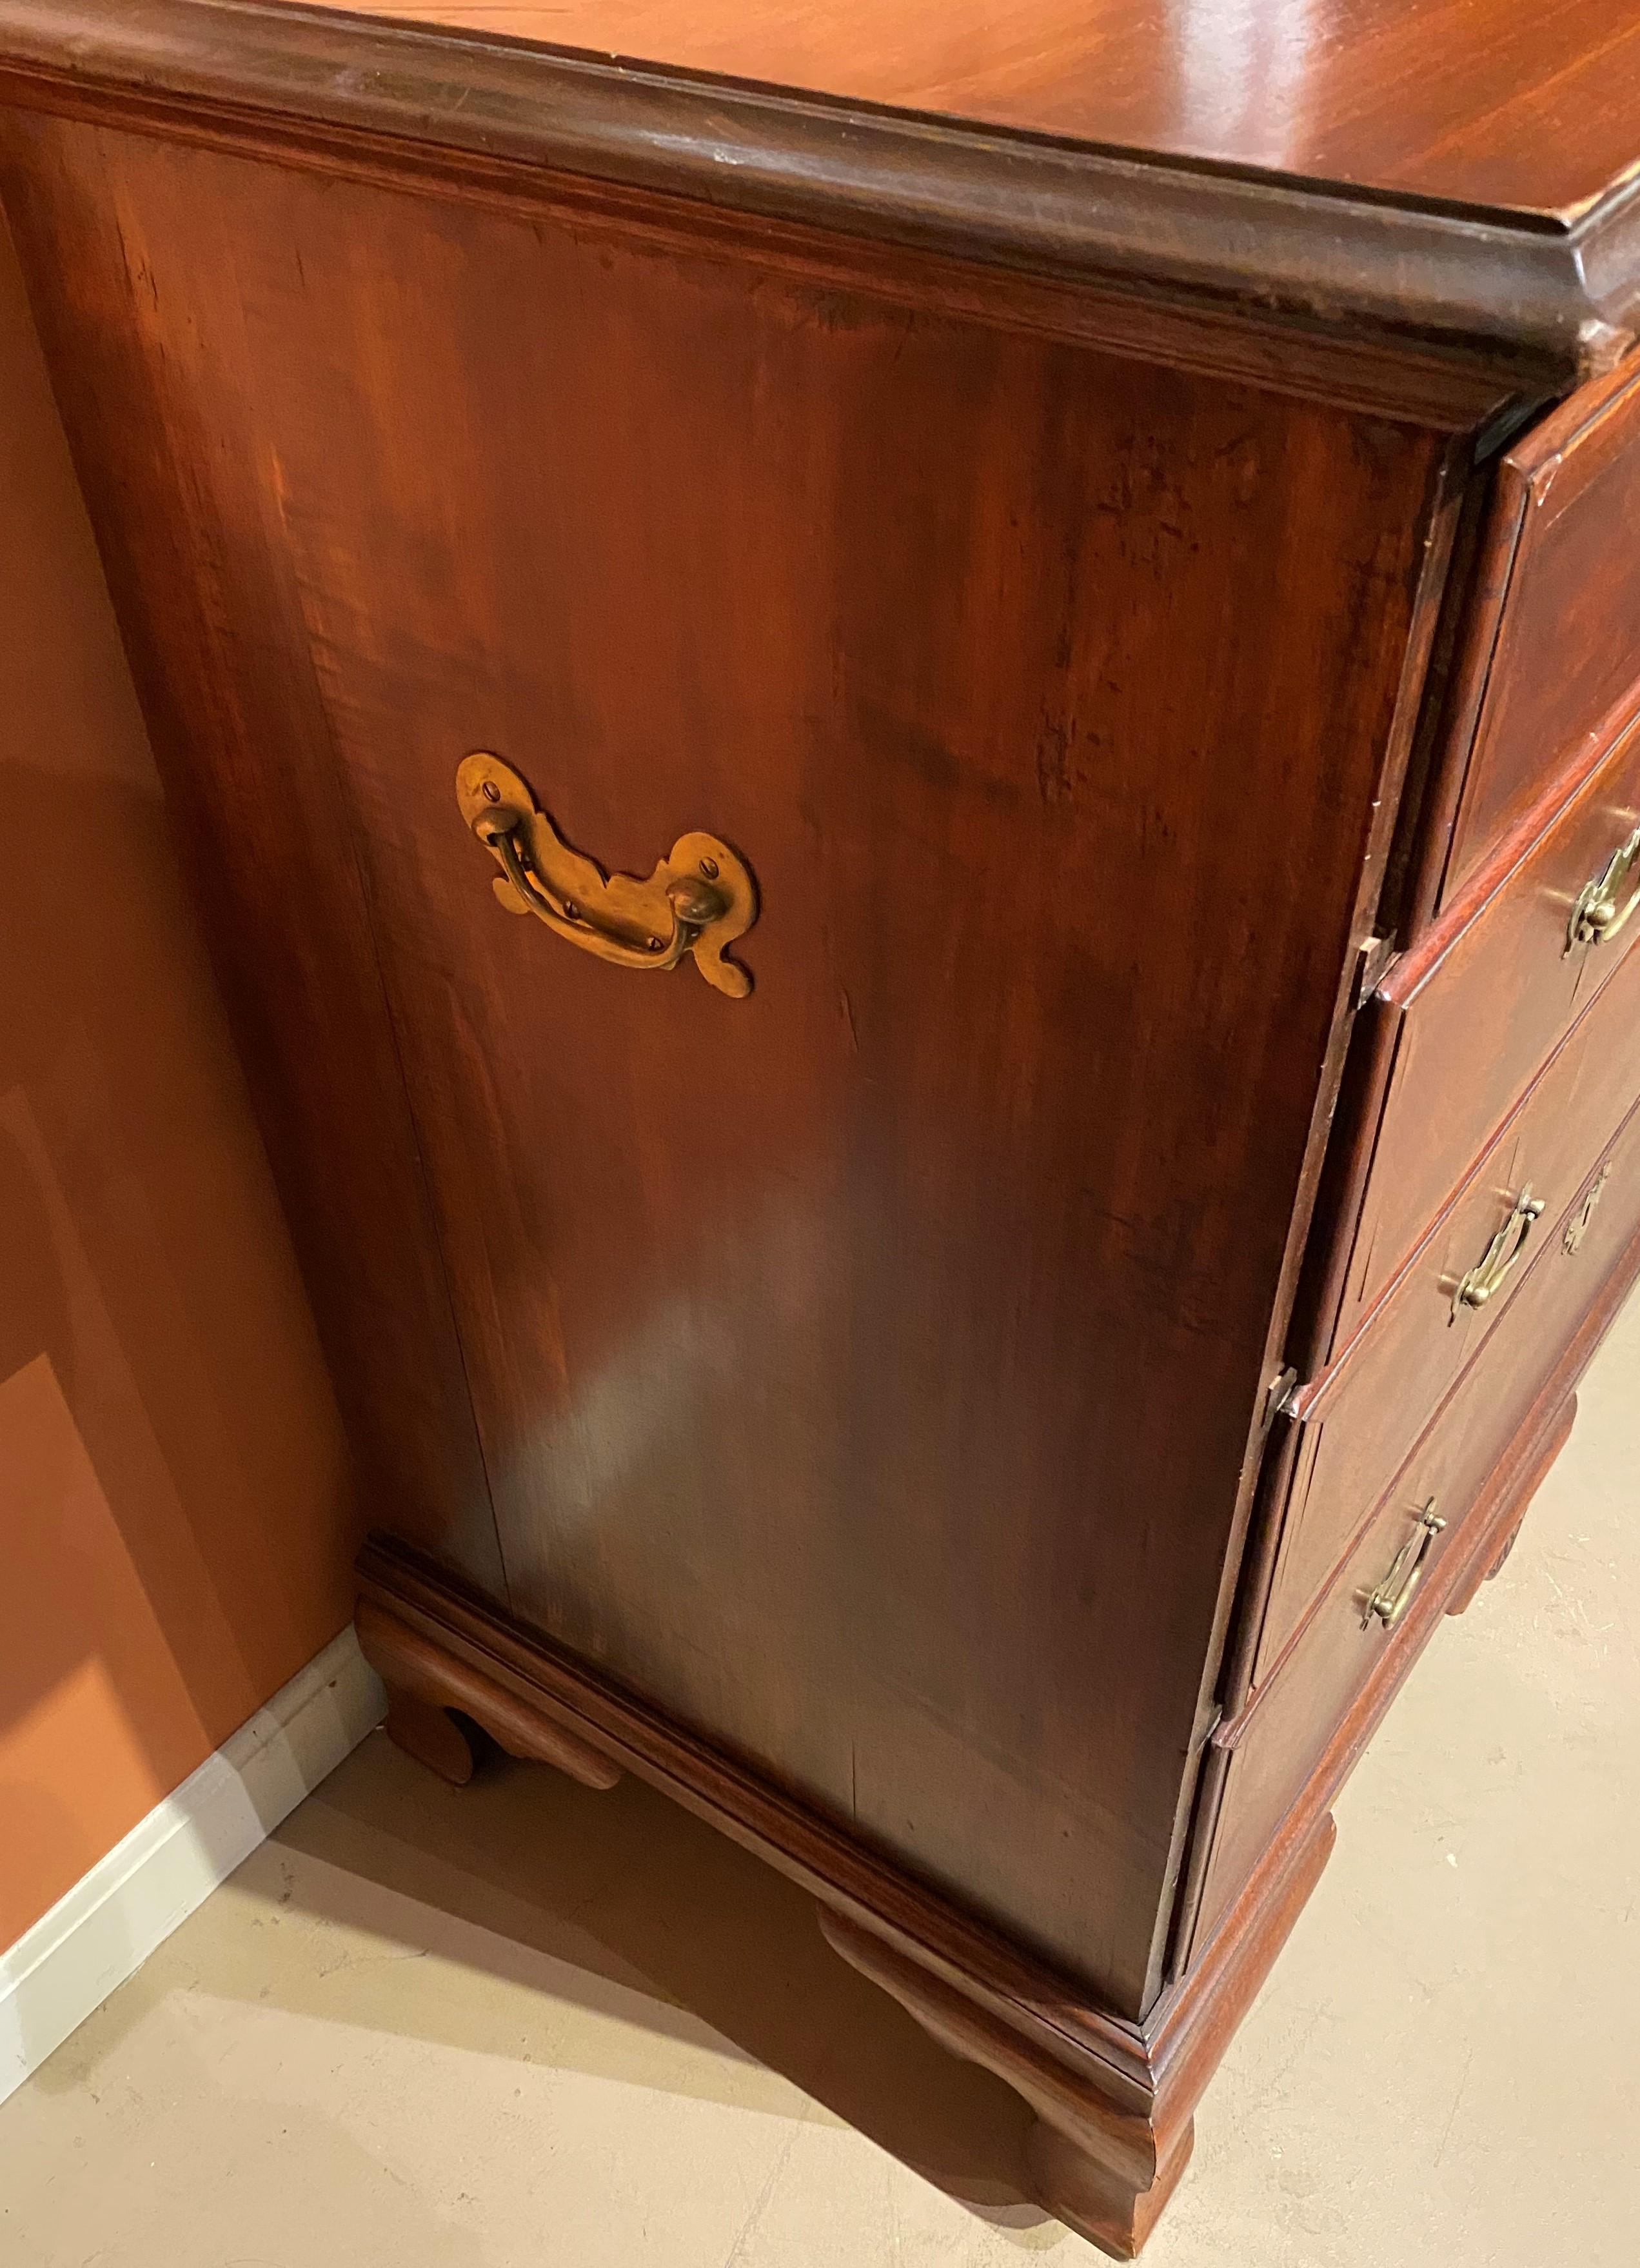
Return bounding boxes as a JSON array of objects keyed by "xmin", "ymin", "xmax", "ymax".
[
  {"xmin": 3, "ymin": 0, "xmax": 1640, "ymax": 386},
  {"xmin": 3, "ymin": 0, "xmax": 1637, "ymax": 2249}
]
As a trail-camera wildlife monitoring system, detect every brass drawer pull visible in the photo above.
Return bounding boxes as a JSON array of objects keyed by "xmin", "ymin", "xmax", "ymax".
[
  {"xmin": 457, "ymin": 753, "xmax": 756, "ymax": 998},
  {"xmin": 1361, "ymin": 1501, "xmax": 1446, "ymax": 1631},
  {"xmin": 1566, "ymin": 821, "xmax": 1640, "ymax": 953},
  {"xmin": 1452, "ymin": 1186, "xmax": 1546, "ymax": 1318}
]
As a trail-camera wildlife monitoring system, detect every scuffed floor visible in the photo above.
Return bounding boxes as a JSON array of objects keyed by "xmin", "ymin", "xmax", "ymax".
[{"xmin": 3, "ymin": 1291, "xmax": 1637, "ymax": 2267}]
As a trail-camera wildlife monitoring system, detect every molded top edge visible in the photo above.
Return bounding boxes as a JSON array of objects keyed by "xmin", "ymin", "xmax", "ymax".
[{"xmin": 2, "ymin": 0, "xmax": 1638, "ymax": 386}]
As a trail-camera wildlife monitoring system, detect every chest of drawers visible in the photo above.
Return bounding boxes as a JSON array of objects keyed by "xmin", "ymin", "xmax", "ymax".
[{"xmin": 4, "ymin": 0, "xmax": 1637, "ymax": 2250}]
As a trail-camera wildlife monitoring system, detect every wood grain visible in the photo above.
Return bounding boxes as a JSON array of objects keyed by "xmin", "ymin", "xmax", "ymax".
[
  {"xmin": 822, "ymin": 1804, "xmax": 1334, "ymax": 2259},
  {"xmin": 1434, "ymin": 357, "xmax": 1640, "ymax": 902},
  {"xmin": 354, "ymin": 1521, "xmax": 1334, "ymax": 2253},
  {"xmin": 1174, "ymin": 1337, "xmax": 1598, "ymax": 1979},
  {"xmin": 0, "ymin": 117, "xmax": 508, "ymax": 1593},
  {"xmin": 820, "ymin": 1904, "xmax": 1196, "ymax": 2261},
  {"xmin": 357, "ymin": 1531, "xmax": 1158, "ymax": 2098},
  {"xmin": 1198, "ymin": 1099, "xmax": 1640, "ymax": 1938},
  {"xmin": 1263, "ymin": 927, "xmax": 1640, "ymax": 1668},
  {"xmin": 1327, "ymin": 709, "xmax": 1640, "ymax": 1354},
  {"xmin": 0, "ymin": 108, "xmax": 1459, "ymax": 2017},
  {"xmin": 0, "ymin": 1, "xmax": 1632, "ymax": 392},
  {"xmin": 357, "ymin": 1595, "xmax": 622, "ymax": 1787},
  {"xmin": 176, "ymin": 0, "xmax": 1640, "ymax": 221},
  {"xmin": 2, "ymin": 10, "xmax": 1637, "ymax": 2250}
]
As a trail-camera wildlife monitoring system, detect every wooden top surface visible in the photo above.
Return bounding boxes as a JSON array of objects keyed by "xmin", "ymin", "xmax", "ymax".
[
  {"xmin": 4, "ymin": 0, "xmax": 1640, "ymax": 389},
  {"xmin": 341, "ymin": 0, "xmax": 1640, "ymax": 223}
]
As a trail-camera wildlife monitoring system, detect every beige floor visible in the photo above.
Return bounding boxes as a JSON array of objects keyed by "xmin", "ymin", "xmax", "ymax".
[{"xmin": 4, "ymin": 1295, "xmax": 1638, "ymax": 2267}]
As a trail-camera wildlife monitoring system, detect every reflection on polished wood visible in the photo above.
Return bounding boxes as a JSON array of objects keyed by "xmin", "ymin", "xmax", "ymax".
[
  {"xmin": 3, "ymin": 0, "xmax": 1637, "ymax": 2248},
  {"xmin": 331, "ymin": 0, "xmax": 1640, "ymax": 217},
  {"xmin": 4, "ymin": 1, "xmax": 1640, "ymax": 390}
]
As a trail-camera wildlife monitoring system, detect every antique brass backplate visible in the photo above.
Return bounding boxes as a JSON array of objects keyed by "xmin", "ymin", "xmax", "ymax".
[
  {"xmin": 1563, "ymin": 1159, "xmax": 1614, "ymax": 1255},
  {"xmin": 456, "ymin": 753, "xmax": 756, "ymax": 998},
  {"xmin": 1566, "ymin": 821, "xmax": 1640, "ymax": 955}
]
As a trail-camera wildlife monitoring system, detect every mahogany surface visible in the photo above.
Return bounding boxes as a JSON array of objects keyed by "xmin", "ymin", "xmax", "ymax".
[
  {"xmin": 3, "ymin": 0, "xmax": 1637, "ymax": 2249},
  {"xmin": 320, "ymin": 0, "xmax": 1640, "ymax": 221},
  {"xmin": 1265, "ymin": 931, "xmax": 1640, "ymax": 1675},
  {"xmin": 1327, "ymin": 710, "xmax": 1640, "ymax": 1351},
  {"xmin": 0, "ymin": 101, "xmax": 1450, "ymax": 2016},
  {"xmin": 1437, "ymin": 360, "xmax": 1640, "ymax": 902},
  {"xmin": 356, "ymin": 1595, "xmax": 623, "ymax": 1789},
  {"xmin": 1203, "ymin": 1107, "xmax": 1640, "ymax": 1938},
  {"xmin": 1189, "ymin": 1330, "xmax": 1617, "ymax": 1959},
  {"xmin": 1, "ymin": 2, "xmax": 1635, "ymax": 393}
]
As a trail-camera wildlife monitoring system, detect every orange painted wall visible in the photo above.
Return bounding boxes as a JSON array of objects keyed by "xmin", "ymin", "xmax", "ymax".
[{"xmin": 0, "ymin": 215, "xmax": 362, "ymax": 1953}]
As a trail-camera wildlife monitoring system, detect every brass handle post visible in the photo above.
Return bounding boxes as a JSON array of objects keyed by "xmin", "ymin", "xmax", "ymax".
[
  {"xmin": 1361, "ymin": 1502, "xmax": 1446, "ymax": 1631},
  {"xmin": 457, "ymin": 753, "xmax": 756, "ymax": 998},
  {"xmin": 1452, "ymin": 1186, "xmax": 1546, "ymax": 1318},
  {"xmin": 1566, "ymin": 822, "xmax": 1640, "ymax": 954}
]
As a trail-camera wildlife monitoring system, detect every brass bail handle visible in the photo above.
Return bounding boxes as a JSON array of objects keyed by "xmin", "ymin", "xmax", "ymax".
[
  {"xmin": 456, "ymin": 753, "xmax": 756, "ymax": 999},
  {"xmin": 1362, "ymin": 1501, "xmax": 1446, "ymax": 1632},
  {"xmin": 1566, "ymin": 821, "xmax": 1640, "ymax": 955},
  {"xmin": 1452, "ymin": 1186, "xmax": 1546, "ymax": 1319}
]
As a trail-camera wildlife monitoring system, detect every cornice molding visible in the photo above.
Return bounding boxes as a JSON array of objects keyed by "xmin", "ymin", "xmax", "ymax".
[{"xmin": 2, "ymin": 0, "xmax": 1637, "ymax": 392}]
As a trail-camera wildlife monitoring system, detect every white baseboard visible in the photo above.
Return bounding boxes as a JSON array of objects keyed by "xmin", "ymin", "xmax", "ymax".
[{"xmin": 0, "ymin": 1624, "xmax": 384, "ymax": 2104}]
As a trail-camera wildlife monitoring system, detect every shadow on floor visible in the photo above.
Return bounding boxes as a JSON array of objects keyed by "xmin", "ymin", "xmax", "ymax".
[{"xmin": 269, "ymin": 1727, "xmax": 1058, "ymax": 2244}]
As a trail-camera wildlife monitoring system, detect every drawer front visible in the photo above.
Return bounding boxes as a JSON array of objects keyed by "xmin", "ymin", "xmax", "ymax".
[
  {"xmin": 1441, "ymin": 357, "xmax": 1640, "ymax": 905},
  {"xmin": 1335, "ymin": 707, "xmax": 1640, "ymax": 1348},
  {"xmin": 1201, "ymin": 1096, "xmax": 1640, "ymax": 1941},
  {"xmin": 1265, "ymin": 931, "xmax": 1640, "ymax": 1675}
]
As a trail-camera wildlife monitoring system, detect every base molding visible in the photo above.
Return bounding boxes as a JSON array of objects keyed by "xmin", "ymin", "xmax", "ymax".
[
  {"xmin": 0, "ymin": 1626, "xmax": 384, "ymax": 2104},
  {"xmin": 353, "ymin": 1553, "xmax": 1339, "ymax": 2257},
  {"xmin": 354, "ymin": 1253, "xmax": 1608, "ymax": 2256},
  {"xmin": 818, "ymin": 1906, "xmax": 1194, "ymax": 2257},
  {"xmin": 357, "ymin": 1538, "xmax": 1160, "ymax": 2102},
  {"xmin": 353, "ymin": 1227, "xmax": 1625, "ymax": 2254},
  {"xmin": 357, "ymin": 1595, "xmax": 620, "ymax": 1790},
  {"xmin": 349, "ymin": 1228, "xmax": 1626, "ymax": 2254}
]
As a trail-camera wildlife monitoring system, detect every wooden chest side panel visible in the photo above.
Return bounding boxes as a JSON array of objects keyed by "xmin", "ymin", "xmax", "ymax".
[
  {"xmin": 3, "ymin": 117, "xmax": 1448, "ymax": 2016},
  {"xmin": 0, "ymin": 121, "xmax": 508, "ymax": 1593}
]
